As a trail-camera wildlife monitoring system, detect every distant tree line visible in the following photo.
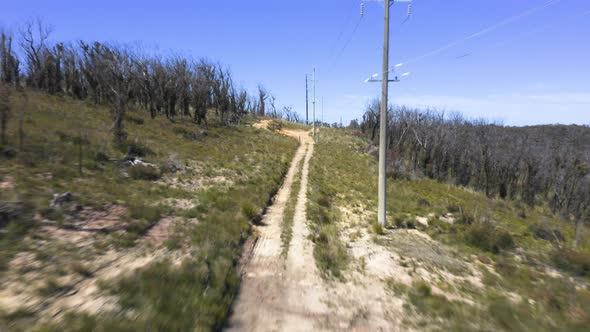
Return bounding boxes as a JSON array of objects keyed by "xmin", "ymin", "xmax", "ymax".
[
  {"xmin": 358, "ymin": 100, "xmax": 590, "ymax": 245},
  {"xmin": 0, "ymin": 19, "xmax": 301, "ymax": 145}
]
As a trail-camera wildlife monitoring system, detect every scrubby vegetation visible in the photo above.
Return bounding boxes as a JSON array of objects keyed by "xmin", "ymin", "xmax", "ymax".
[
  {"xmin": 357, "ymin": 102, "xmax": 589, "ymax": 247},
  {"xmin": 308, "ymin": 127, "xmax": 590, "ymax": 330},
  {"xmin": 0, "ymin": 89, "xmax": 298, "ymax": 330}
]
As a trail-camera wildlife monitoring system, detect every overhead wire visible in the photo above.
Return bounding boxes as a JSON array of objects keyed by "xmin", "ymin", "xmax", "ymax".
[
  {"xmin": 328, "ymin": 0, "xmax": 359, "ymax": 59},
  {"xmin": 453, "ymin": 8, "xmax": 590, "ymax": 61},
  {"xmin": 330, "ymin": 17, "xmax": 364, "ymax": 69},
  {"xmin": 366, "ymin": 0, "xmax": 565, "ymax": 79}
]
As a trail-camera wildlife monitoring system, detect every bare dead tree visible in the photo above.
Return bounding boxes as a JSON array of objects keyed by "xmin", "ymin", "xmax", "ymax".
[
  {"xmin": 257, "ymin": 84, "xmax": 268, "ymax": 117},
  {"xmin": 1, "ymin": 32, "xmax": 20, "ymax": 85},
  {"xmin": 0, "ymin": 82, "xmax": 10, "ymax": 144},
  {"xmin": 20, "ymin": 18, "xmax": 53, "ymax": 89}
]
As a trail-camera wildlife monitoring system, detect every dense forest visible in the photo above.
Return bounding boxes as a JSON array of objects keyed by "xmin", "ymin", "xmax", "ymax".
[
  {"xmin": 0, "ymin": 20, "xmax": 301, "ymax": 147},
  {"xmin": 356, "ymin": 100, "xmax": 590, "ymax": 245}
]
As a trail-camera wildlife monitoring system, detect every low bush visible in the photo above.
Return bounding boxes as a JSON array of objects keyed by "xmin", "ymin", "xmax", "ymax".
[
  {"xmin": 458, "ymin": 209, "xmax": 475, "ymax": 225},
  {"xmin": 466, "ymin": 222, "xmax": 514, "ymax": 254},
  {"xmin": 530, "ymin": 222, "xmax": 565, "ymax": 243},
  {"xmin": 124, "ymin": 113, "xmax": 145, "ymax": 125},
  {"xmin": 94, "ymin": 151, "xmax": 109, "ymax": 163},
  {"xmin": 103, "ymin": 259, "xmax": 237, "ymax": 331},
  {"xmin": 267, "ymin": 120, "xmax": 282, "ymax": 132},
  {"xmin": 552, "ymin": 248, "xmax": 590, "ymax": 277},
  {"xmin": 0, "ymin": 146, "xmax": 17, "ymax": 159},
  {"xmin": 312, "ymin": 224, "xmax": 348, "ymax": 279},
  {"xmin": 447, "ymin": 204, "xmax": 461, "ymax": 213},
  {"xmin": 118, "ymin": 141, "xmax": 154, "ymax": 157},
  {"xmin": 129, "ymin": 164, "xmax": 161, "ymax": 181},
  {"xmin": 0, "ymin": 201, "xmax": 35, "ymax": 234},
  {"xmin": 129, "ymin": 204, "xmax": 162, "ymax": 224},
  {"xmin": 406, "ymin": 281, "xmax": 461, "ymax": 320},
  {"xmin": 173, "ymin": 126, "xmax": 206, "ymax": 141},
  {"xmin": 394, "ymin": 215, "xmax": 416, "ymax": 229},
  {"xmin": 372, "ymin": 220, "xmax": 385, "ymax": 235},
  {"xmin": 241, "ymin": 202, "xmax": 258, "ymax": 223}
]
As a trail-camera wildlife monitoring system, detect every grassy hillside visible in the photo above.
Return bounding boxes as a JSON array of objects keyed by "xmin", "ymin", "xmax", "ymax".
[
  {"xmin": 307, "ymin": 127, "xmax": 590, "ymax": 331},
  {"xmin": 0, "ymin": 91, "xmax": 298, "ymax": 330}
]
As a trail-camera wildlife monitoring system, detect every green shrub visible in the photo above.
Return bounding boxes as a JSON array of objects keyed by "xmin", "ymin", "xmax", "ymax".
[
  {"xmin": 129, "ymin": 164, "xmax": 161, "ymax": 181},
  {"xmin": 406, "ymin": 281, "xmax": 462, "ymax": 320},
  {"xmin": 173, "ymin": 126, "xmax": 206, "ymax": 141},
  {"xmin": 129, "ymin": 204, "xmax": 162, "ymax": 223},
  {"xmin": 417, "ymin": 198, "xmax": 431, "ymax": 207},
  {"xmin": 94, "ymin": 151, "xmax": 109, "ymax": 163},
  {"xmin": 267, "ymin": 120, "xmax": 282, "ymax": 132},
  {"xmin": 39, "ymin": 207, "xmax": 63, "ymax": 219},
  {"xmin": 414, "ymin": 281, "xmax": 432, "ymax": 297},
  {"xmin": 458, "ymin": 209, "xmax": 475, "ymax": 225},
  {"xmin": 102, "ymin": 259, "xmax": 237, "ymax": 331},
  {"xmin": 0, "ymin": 145, "xmax": 17, "ymax": 159},
  {"xmin": 447, "ymin": 204, "xmax": 460, "ymax": 213},
  {"xmin": 466, "ymin": 223, "xmax": 497, "ymax": 252},
  {"xmin": 1, "ymin": 201, "xmax": 35, "ymax": 235},
  {"xmin": 394, "ymin": 215, "xmax": 416, "ymax": 229},
  {"xmin": 552, "ymin": 248, "xmax": 590, "ymax": 277},
  {"xmin": 372, "ymin": 221, "xmax": 384, "ymax": 235},
  {"xmin": 466, "ymin": 223, "xmax": 514, "ymax": 254},
  {"xmin": 117, "ymin": 141, "xmax": 154, "ymax": 157},
  {"xmin": 495, "ymin": 229, "xmax": 515, "ymax": 251},
  {"xmin": 241, "ymin": 202, "xmax": 258, "ymax": 222},
  {"xmin": 312, "ymin": 225, "xmax": 348, "ymax": 279},
  {"xmin": 530, "ymin": 222, "xmax": 565, "ymax": 243},
  {"xmin": 124, "ymin": 113, "xmax": 145, "ymax": 125}
]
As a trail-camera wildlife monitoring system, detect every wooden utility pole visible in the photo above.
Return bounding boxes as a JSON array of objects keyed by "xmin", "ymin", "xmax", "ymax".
[
  {"xmin": 377, "ymin": 0, "xmax": 391, "ymax": 226},
  {"xmin": 305, "ymin": 74, "xmax": 309, "ymax": 125}
]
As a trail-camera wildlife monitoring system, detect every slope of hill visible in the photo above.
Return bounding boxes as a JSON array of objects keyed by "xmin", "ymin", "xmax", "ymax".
[
  {"xmin": 0, "ymin": 91, "xmax": 298, "ymax": 331},
  {"xmin": 305, "ymin": 127, "xmax": 590, "ymax": 331},
  {"xmin": 1, "ymin": 91, "xmax": 589, "ymax": 331}
]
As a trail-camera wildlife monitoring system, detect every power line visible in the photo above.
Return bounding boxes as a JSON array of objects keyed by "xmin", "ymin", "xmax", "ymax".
[
  {"xmin": 366, "ymin": 0, "xmax": 564, "ymax": 79},
  {"xmin": 329, "ymin": 17, "xmax": 364, "ymax": 70},
  {"xmin": 328, "ymin": 0, "xmax": 359, "ymax": 59},
  {"xmin": 454, "ymin": 8, "xmax": 590, "ymax": 62}
]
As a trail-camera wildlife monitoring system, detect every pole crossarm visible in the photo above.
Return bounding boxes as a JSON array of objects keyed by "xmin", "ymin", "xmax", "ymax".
[
  {"xmin": 364, "ymin": 0, "xmax": 412, "ymax": 7},
  {"xmin": 365, "ymin": 78, "xmax": 400, "ymax": 83}
]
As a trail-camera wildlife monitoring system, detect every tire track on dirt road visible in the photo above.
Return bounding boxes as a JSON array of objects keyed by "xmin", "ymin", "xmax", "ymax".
[{"xmin": 225, "ymin": 128, "xmax": 313, "ymax": 331}]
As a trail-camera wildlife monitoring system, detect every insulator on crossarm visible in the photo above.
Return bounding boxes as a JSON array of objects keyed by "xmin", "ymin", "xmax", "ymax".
[{"xmin": 360, "ymin": 1, "xmax": 365, "ymax": 17}]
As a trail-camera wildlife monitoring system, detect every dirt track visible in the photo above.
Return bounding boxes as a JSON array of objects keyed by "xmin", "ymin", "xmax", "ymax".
[
  {"xmin": 226, "ymin": 126, "xmax": 409, "ymax": 332},
  {"xmin": 226, "ymin": 127, "xmax": 327, "ymax": 331}
]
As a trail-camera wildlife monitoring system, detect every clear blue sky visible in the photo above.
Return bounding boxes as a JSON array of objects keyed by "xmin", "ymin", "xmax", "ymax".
[{"xmin": 2, "ymin": 0, "xmax": 589, "ymax": 125}]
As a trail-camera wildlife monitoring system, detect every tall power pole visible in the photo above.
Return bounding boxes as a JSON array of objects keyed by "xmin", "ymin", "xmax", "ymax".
[
  {"xmin": 305, "ymin": 74, "xmax": 309, "ymax": 125},
  {"xmin": 312, "ymin": 67, "xmax": 316, "ymax": 138},
  {"xmin": 364, "ymin": 0, "xmax": 411, "ymax": 226},
  {"xmin": 377, "ymin": 0, "xmax": 391, "ymax": 226}
]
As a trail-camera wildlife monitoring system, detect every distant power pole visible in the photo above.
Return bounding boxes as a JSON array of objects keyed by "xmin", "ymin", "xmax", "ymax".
[
  {"xmin": 312, "ymin": 67, "xmax": 316, "ymax": 138},
  {"xmin": 321, "ymin": 97, "xmax": 324, "ymax": 127},
  {"xmin": 305, "ymin": 74, "xmax": 309, "ymax": 125}
]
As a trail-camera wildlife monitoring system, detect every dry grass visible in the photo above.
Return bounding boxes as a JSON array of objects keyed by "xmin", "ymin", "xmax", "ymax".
[{"xmin": 0, "ymin": 90, "xmax": 299, "ymax": 330}]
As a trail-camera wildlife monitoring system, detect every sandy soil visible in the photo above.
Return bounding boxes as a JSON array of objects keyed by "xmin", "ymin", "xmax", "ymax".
[
  {"xmin": 0, "ymin": 203, "xmax": 180, "ymax": 322},
  {"xmin": 226, "ymin": 127, "xmax": 311, "ymax": 331},
  {"xmin": 227, "ymin": 127, "xmax": 406, "ymax": 331},
  {"xmin": 226, "ymin": 123, "xmax": 489, "ymax": 331}
]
